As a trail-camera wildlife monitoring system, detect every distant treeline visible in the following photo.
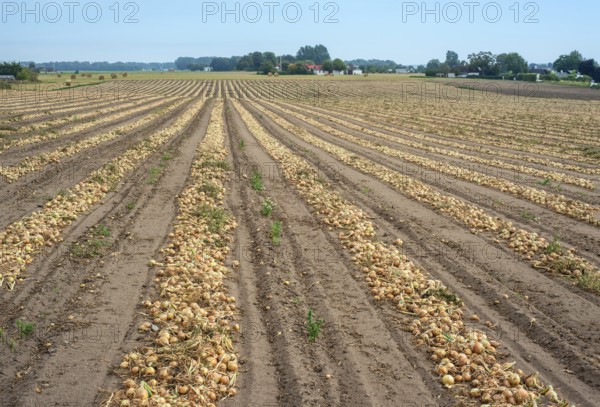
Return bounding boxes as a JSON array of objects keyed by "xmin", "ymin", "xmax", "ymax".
[
  {"xmin": 174, "ymin": 50, "xmax": 405, "ymax": 74},
  {"xmin": 31, "ymin": 61, "xmax": 175, "ymax": 71}
]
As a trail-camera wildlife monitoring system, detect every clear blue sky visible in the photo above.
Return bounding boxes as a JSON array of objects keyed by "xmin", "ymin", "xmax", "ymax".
[{"xmin": 1, "ymin": 0, "xmax": 597, "ymax": 64}]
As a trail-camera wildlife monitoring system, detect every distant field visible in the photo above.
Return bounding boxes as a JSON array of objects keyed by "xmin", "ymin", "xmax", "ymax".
[
  {"xmin": 12, "ymin": 72, "xmax": 598, "ymax": 102},
  {"xmin": 35, "ymin": 70, "xmax": 412, "ymax": 82}
]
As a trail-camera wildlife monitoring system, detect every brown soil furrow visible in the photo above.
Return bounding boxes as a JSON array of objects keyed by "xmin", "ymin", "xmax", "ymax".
[
  {"xmin": 0, "ymin": 95, "xmax": 178, "ymax": 156},
  {"xmin": 227, "ymin": 100, "xmax": 345, "ymax": 406},
  {"xmin": 229, "ymin": 98, "xmax": 443, "ymax": 407},
  {"xmin": 224, "ymin": 105, "xmax": 281, "ymax": 407},
  {"xmin": 282, "ymin": 97, "xmax": 600, "ymax": 174}
]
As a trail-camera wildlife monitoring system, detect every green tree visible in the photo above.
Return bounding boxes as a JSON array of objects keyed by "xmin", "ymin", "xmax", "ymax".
[
  {"xmin": 496, "ymin": 52, "xmax": 528, "ymax": 74},
  {"xmin": 187, "ymin": 63, "xmax": 207, "ymax": 71},
  {"xmin": 210, "ymin": 57, "xmax": 237, "ymax": 71},
  {"xmin": 296, "ymin": 44, "xmax": 331, "ymax": 64},
  {"xmin": 263, "ymin": 52, "xmax": 277, "ymax": 65},
  {"xmin": 175, "ymin": 57, "xmax": 197, "ymax": 70},
  {"xmin": 467, "ymin": 51, "xmax": 498, "ymax": 75},
  {"xmin": 251, "ymin": 52, "xmax": 264, "ymax": 70},
  {"xmin": 236, "ymin": 55, "xmax": 252, "ymax": 71},
  {"xmin": 281, "ymin": 54, "xmax": 296, "ymax": 63},
  {"xmin": 16, "ymin": 67, "xmax": 38, "ymax": 81},
  {"xmin": 332, "ymin": 58, "xmax": 346, "ymax": 72},
  {"xmin": 0, "ymin": 62, "xmax": 22, "ymax": 76},
  {"xmin": 445, "ymin": 51, "xmax": 459, "ymax": 68},
  {"xmin": 553, "ymin": 50, "xmax": 583, "ymax": 72},
  {"xmin": 322, "ymin": 60, "xmax": 334, "ymax": 73},
  {"xmin": 578, "ymin": 59, "xmax": 598, "ymax": 77},
  {"xmin": 259, "ymin": 61, "xmax": 275, "ymax": 75},
  {"xmin": 287, "ymin": 63, "xmax": 310, "ymax": 75},
  {"xmin": 438, "ymin": 63, "xmax": 451, "ymax": 74},
  {"xmin": 426, "ymin": 59, "xmax": 441, "ymax": 70}
]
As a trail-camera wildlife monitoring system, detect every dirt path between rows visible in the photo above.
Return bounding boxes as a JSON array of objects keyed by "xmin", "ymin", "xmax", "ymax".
[{"xmin": 226, "ymin": 97, "xmax": 446, "ymax": 407}]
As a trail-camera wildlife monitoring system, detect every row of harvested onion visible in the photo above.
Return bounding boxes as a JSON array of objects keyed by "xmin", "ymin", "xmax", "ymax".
[
  {"xmin": 302, "ymin": 99, "xmax": 600, "ymax": 177},
  {"xmin": 4, "ymin": 94, "xmax": 153, "ymax": 135},
  {"xmin": 334, "ymin": 95, "xmax": 600, "ymax": 150},
  {"xmin": 245, "ymin": 80, "xmax": 600, "ymax": 174},
  {"xmin": 0, "ymin": 98, "xmax": 185, "ymax": 182},
  {"xmin": 275, "ymin": 100, "xmax": 595, "ymax": 189},
  {"xmin": 345, "ymin": 98, "xmax": 600, "ymax": 166},
  {"xmin": 265, "ymin": 102, "xmax": 599, "ymax": 226},
  {"xmin": 113, "ymin": 80, "xmax": 208, "ymax": 98},
  {"xmin": 111, "ymin": 100, "xmax": 239, "ymax": 407},
  {"xmin": 0, "ymin": 97, "xmax": 206, "ymax": 291},
  {"xmin": 0, "ymin": 89, "xmax": 114, "ymax": 116},
  {"xmin": 232, "ymin": 98, "xmax": 569, "ymax": 406},
  {"xmin": 0, "ymin": 95, "xmax": 172, "ymax": 153},
  {"xmin": 248, "ymin": 100, "xmax": 598, "ymax": 291}
]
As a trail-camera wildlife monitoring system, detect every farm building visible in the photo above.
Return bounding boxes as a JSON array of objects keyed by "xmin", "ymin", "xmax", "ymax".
[
  {"xmin": 349, "ymin": 69, "xmax": 363, "ymax": 75},
  {"xmin": 0, "ymin": 75, "xmax": 16, "ymax": 81},
  {"xmin": 305, "ymin": 64, "xmax": 325, "ymax": 75},
  {"xmin": 435, "ymin": 73, "xmax": 456, "ymax": 78}
]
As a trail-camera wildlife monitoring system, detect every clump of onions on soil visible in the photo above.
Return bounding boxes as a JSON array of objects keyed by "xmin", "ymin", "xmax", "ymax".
[{"xmin": 112, "ymin": 101, "xmax": 240, "ymax": 406}]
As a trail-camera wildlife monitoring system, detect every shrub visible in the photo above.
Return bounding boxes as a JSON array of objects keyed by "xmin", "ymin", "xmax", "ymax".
[
  {"xmin": 540, "ymin": 73, "xmax": 560, "ymax": 81},
  {"xmin": 576, "ymin": 75, "xmax": 591, "ymax": 82},
  {"xmin": 516, "ymin": 73, "xmax": 538, "ymax": 82},
  {"xmin": 16, "ymin": 67, "xmax": 39, "ymax": 81}
]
